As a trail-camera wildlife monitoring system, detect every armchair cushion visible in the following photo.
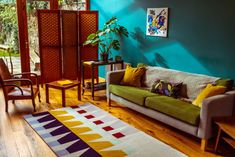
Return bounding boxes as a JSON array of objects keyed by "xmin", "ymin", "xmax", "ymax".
[{"xmin": 8, "ymin": 87, "xmax": 39, "ymax": 98}]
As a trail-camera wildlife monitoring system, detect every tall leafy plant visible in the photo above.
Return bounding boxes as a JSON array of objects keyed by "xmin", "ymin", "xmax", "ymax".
[
  {"xmin": 83, "ymin": 17, "xmax": 129, "ymax": 55},
  {"xmin": 0, "ymin": 4, "xmax": 19, "ymax": 52}
]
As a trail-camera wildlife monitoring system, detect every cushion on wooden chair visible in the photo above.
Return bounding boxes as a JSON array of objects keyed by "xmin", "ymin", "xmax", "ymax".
[{"xmin": 8, "ymin": 87, "xmax": 39, "ymax": 98}]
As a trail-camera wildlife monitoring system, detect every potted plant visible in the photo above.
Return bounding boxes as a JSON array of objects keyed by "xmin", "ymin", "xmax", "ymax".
[{"xmin": 83, "ymin": 17, "xmax": 129, "ymax": 62}]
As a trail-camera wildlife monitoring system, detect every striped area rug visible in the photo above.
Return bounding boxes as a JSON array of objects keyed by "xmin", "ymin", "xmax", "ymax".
[{"xmin": 24, "ymin": 102, "xmax": 187, "ymax": 157}]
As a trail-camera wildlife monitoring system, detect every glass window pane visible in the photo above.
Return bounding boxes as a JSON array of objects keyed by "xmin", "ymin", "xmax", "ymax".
[
  {"xmin": 59, "ymin": 0, "xmax": 87, "ymax": 10},
  {"xmin": 0, "ymin": 0, "xmax": 21, "ymax": 74},
  {"xmin": 27, "ymin": 0, "xmax": 50, "ymax": 74}
]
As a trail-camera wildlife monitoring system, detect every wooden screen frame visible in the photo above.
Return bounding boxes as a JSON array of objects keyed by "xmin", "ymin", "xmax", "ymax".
[
  {"xmin": 86, "ymin": 0, "xmax": 90, "ymax": 10},
  {"xmin": 16, "ymin": 0, "xmax": 30, "ymax": 73}
]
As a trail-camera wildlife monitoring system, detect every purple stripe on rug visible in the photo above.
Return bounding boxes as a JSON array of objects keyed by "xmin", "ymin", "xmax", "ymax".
[
  {"xmin": 66, "ymin": 140, "xmax": 101, "ymax": 157},
  {"xmin": 50, "ymin": 126, "xmax": 70, "ymax": 136},
  {"xmin": 80, "ymin": 148, "xmax": 102, "ymax": 157},
  {"xmin": 58, "ymin": 132, "xmax": 78, "ymax": 144},
  {"xmin": 44, "ymin": 120, "xmax": 62, "ymax": 129},
  {"xmin": 33, "ymin": 111, "xmax": 49, "ymax": 117},
  {"xmin": 38, "ymin": 114, "xmax": 56, "ymax": 123}
]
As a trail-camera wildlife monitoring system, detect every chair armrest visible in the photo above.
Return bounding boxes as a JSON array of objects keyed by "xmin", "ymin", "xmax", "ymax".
[
  {"xmin": 4, "ymin": 84, "xmax": 24, "ymax": 95},
  {"xmin": 12, "ymin": 72, "xmax": 38, "ymax": 77},
  {"xmin": 4, "ymin": 78, "xmax": 34, "ymax": 95},
  {"xmin": 4, "ymin": 78, "xmax": 33, "ymax": 86},
  {"xmin": 106, "ymin": 70, "xmax": 125, "ymax": 98},
  {"xmin": 198, "ymin": 94, "xmax": 234, "ymax": 139},
  {"xmin": 12, "ymin": 72, "xmax": 39, "ymax": 87}
]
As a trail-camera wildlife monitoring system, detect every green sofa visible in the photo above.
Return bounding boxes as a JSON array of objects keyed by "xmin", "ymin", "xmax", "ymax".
[{"xmin": 107, "ymin": 66, "xmax": 235, "ymax": 150}]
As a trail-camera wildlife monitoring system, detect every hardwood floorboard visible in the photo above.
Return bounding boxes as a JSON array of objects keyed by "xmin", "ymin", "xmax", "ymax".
[{"xmin": 0, "ymin": 84, "xmax": 232, "ymax": 157}]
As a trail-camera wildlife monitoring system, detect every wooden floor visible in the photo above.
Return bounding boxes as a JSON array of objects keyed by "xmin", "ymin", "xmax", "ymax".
[{"xmin": 0, "ymin": 85, "xmax": 233, "ymax": 157}]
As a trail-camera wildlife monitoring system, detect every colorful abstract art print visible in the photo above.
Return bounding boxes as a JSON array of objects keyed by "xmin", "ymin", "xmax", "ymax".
[{"xmin": 146, "ymin": 8, "xmax": 169, "ymax": 37}]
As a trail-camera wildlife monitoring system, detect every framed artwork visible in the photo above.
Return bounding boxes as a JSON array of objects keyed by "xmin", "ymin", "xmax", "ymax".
[{"xmin": 146, "ymin": 8, "xmax": 169, "ymax": 37}]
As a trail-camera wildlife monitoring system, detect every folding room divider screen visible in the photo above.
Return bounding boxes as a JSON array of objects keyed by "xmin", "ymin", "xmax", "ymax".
[
  {"xmin": 61, "ymin": 11, "xmax": 79, "ymax": 80},
  {"xmin": 38, "ymin": 10, "xmax": 61, "ymax": 83},
  {"xmin": 38, "ymin": 10, "xmax": 98, "ymax": 84},
  {"xmin": 79, "ymin": 11, "xmax": 99, "ymax": 81}
]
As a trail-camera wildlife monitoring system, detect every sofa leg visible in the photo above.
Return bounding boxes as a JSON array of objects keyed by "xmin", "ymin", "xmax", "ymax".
[
  {"xmin": 107, "ymin": 98, "xmax": 111, "ymax": 107},
  {"xmin": 201, "ymin": 139, "xmax": 207, "ymax": 151}
]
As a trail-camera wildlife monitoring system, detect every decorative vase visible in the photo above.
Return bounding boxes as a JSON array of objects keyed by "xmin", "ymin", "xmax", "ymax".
[
  {"xmin": 100, "ymin": 53, "xmax": 109, "ymax": 62},
  {"xmin": 115, "ymin": 55, "xmax": 122, "ymax": 62}
]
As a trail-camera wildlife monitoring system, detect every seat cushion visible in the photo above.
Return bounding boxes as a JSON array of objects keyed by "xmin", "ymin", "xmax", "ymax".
[
  {"xmin": 109, "ymin": 84, "xmax": 156, "ymax": 106},
  {"xmin": 145, "ymin": 96, "xmax": 201, "ymax": 126},
  {"xmin": 8, "ymin": 87, "xmax": 39, "ymax": 98}
]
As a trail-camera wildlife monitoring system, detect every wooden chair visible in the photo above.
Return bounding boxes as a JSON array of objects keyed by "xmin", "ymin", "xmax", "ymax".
[{"xmin": 0, "ymin": 58, "xmax": 40, "ymax": 112}]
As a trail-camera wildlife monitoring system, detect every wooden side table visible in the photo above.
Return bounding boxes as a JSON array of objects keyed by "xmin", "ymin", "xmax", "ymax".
[
  {"xmin": 82, "ymin": 60, "xmax": 124, "ymax": 100},
  {"xmin": 46, "ymin": 80, "xmax": 81, "ymax": 107},
  {"xmin": 214, "ymin": 116, "xmax": 235, "ymax": 153}
]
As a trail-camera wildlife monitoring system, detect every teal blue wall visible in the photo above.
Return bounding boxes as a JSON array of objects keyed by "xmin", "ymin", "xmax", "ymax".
[{"xmin": 90, "ymin": 0, "xmax": 235, "ymax": 80}]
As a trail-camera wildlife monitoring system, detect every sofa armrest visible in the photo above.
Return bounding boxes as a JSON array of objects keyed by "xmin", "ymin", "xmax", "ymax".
[
  {"xmin": 106, "ymin": 70, "xmax": 125, "ymax": 85},
  {"xmin": 198, "ymin": 93, "xmax": 234, "ymax": 139},
  {"xmin": 224, "ymin": 90, "xmax": 235, "ymax": 115},
  {"xmin": 106, "ymin": 70, "xmax": 125, "ymax": 98}
]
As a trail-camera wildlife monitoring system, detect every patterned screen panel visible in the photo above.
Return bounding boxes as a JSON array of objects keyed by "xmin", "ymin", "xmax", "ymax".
[
  {"xmin": 79, "ymin": 11, "xmax": 98, "ymax": 80},
  {"xmin": 62, "ymin": 11, "xmax": 79, "ymax": 80},
  {"xmin": 63, "ymin": 47, "xmax": 78, "ymax": 80},
  {"xmin": 38, "ymin": 10, "xmax": 62, "ymax": 83},
  {"xmin": 41, "ymin": 48, "xmax": 61, "ymax": 82}
]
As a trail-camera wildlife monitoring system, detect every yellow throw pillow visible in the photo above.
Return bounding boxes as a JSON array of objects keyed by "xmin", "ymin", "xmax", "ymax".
[
  {"xmin": 120, "ymin": 65, "xmax": 146, "ymax": 87},
  {"xmin": 192, "ymin": 84, "xmax": 226, "ymax": 107}
]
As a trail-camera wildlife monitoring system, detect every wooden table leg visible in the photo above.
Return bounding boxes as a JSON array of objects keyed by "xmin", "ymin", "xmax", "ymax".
[
  {"xmin": 46, "ymin": 84, "xmax": 49, "ymax": 103},
  {"xmin": 91, "ymin": 64, "xmax": 94, "ymax": 100},
  {"xmin": 82, "ymin": 63, "xmax": 85, "ymax": 95},
  {"xmin": 111, "ymin": 64, "xmax": 113, "ymax": 71},
  {"xmin": 214, "ymin": 127, "xmax": 222, "ymax": 152},
  {"xmin": 62, "ymin": 89, "xmax": 65, "ymax": 107},
  {"xmin": 121, "ymin": 61, "xmax": 124, "ymax": 69},
  {"xmin": 78, "ymin": 83, "xmax": 81, "ymax": 100}
]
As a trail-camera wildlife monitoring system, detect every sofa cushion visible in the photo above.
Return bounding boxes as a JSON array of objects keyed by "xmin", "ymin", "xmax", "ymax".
[
  {"xmin": 109, "ymin": 84, "xmax": 156, "ymax": 106},
  {"xmin": 151, "ymin": 79, "xmax": 182, "ymax": 98},
  {"xmin": 120, "ymin": 65, "xmax": 146, "ymax": 87},
  {"xmin": 215, "ymin": 79, "xmax": 234, "ymax": 91},
  {"xmin": 192, "ymin": 84, "xmax": 226, "ymax": 107},
  {"xmin": 144, "ymin": 66, "xmax": 219, "ymax": 100},
  {"xmin": 145, "ymin": 96, "xmax": 201, "ymax": 126}
]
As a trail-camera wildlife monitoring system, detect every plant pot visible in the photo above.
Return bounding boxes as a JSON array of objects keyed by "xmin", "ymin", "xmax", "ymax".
[
  {"xmin": 100, "ymin": 53, "xmax": 109, "ymax": 62},
  {"xmin": 115, "ymin": 55, "xmax": 122, "ymax": 62}
]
